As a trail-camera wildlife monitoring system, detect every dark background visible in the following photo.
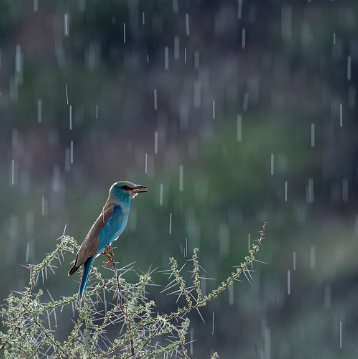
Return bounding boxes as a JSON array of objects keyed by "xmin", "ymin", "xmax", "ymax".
[{"xmin": 1, "ymin": 0, "xmax": 358, "ymax": 357}]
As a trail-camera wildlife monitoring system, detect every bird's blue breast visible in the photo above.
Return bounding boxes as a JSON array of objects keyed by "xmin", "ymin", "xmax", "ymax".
[{"xmin": 97, "ymin": 205, "xmax": 129, "ymax": 254}]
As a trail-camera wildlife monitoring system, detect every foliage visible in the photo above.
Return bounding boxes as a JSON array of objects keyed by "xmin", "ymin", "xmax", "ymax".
[{"xmin": 0, "ymin": 225, "xmax": 265, "ymax": 358}]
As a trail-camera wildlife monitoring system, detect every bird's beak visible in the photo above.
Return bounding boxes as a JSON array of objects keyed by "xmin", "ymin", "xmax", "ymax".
[{"xmin": 132, "ymin": 185, "xmax": 148, "ymax": 193}]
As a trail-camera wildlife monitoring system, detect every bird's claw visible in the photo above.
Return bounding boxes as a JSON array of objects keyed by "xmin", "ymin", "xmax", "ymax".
[{"xmin": 101, "ymin": 245, "xmax": 114, "ymax": 267}]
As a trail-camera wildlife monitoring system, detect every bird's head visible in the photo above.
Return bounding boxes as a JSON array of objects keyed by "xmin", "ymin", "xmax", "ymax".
[{"xmin": 109, "ymin": 181, "xmax": 148, "ymax": 202}]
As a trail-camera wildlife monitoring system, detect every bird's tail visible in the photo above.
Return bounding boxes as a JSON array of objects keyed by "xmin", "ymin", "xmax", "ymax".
[{"xmin": 77, "ymin": 256, "xmax": 95, "ymax": 305}]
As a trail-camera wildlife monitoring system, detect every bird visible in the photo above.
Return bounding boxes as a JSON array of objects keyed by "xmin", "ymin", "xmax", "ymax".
[{"xmin": 68, "ymin": 180, "xmax": 148, "ymax": 303}]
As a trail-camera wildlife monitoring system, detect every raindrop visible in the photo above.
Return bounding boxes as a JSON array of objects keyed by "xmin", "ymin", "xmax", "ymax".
[
  {"xmin": 293, "ymin": 251, "xmax": 296, "ymax": 270},
  {"xmin": 65, "ymin": 84, "xmax": 69, "ymax": 105},
  {"xmin": 333, "ymin": 32, "xmax": 336, "ymax": 45},
  {"xmin": 164, "ymin": 46, "xmax": 169, "ymax": 70},
  {"xmin": 241, "ymin": 28, "xmax": 246, "ymax": 49},
  {"xmin": 154, "ymin": 131, "xmax": 158, "ymax": 154},
  {"xmin": 79, "ymin": 0, "xmax": 86, "ymax": 12},
  {"xmin": 169, "ymin": 212, "xmax": 172, "ymax": 235},
  {"xmin": 236, "ymin": 114, "xmax": 242, "ymax": 142},
  {"xmin": 284, "ymin": 181, "xmax": 288, "ymax": 202},
  {"xmin": 237, "ymin": 0, "xmax": 243, "ymax": 19},
  {"xmin": 310, "ymin": 123, "xmax": 315, "ymax": 147},
  {"xmin": 212, "ymin": 312, "xmax": 215, "ymax": 335},
  {"xmin": 33, "ymin": 0, "xmax": 38, "ymax": 12},
  {"xmin": 37, "ymin": 99, "xmax": 42, "ymax": 123},
  {"xmin": 264, "ymin": 327, "xmax": 271, "ymax": 359},
  {"xmin": 212, "ymin": 100, "xmax": 216, "ymax": 119},
  {"xmin": 142, "ymin": 12, "xmax": 145, "ymax": 26},
  {"xmin": 339, "ymin": 321, "xmax": 343, "ymax": 349},
  {"xmin": 310, "ymin": 245, "xmax": 316, "ymax": 270},
  {"xmin": 307, "ymin": 178, "xmax": 314, "ymax": 203},
  {"xmin": 123, "ymin": 22, "xmax": 126, "ymax": 43},
  {"xmin": 228, "ymin": 284, "xmax": 234, "ymax": 305},
  {"xmin": 270, "ymin": 153, "xmax": 275, "ymax": 175},
  {"xmin": 64, "ymin": 13, "xmax": 69, "ymax": 37},
  {"xmin": 287, "ymin": 269, "xmax": 291, "ymax": 295},
  {"xmin": 184, "ymin": 47, "xmax": 187, "ymax": 64},
  {"xmin": 10, "ymin": 159, "xmax": 15, "ymax": 185},
  {"xmin": 70, "ymin": 140, "xmax": 74, "ymax": 164},
  {"xmin": 15, "ymin": 45, "xmax": 22, "ymax": 75},
  {"xmin": 25, "ymin": 241, "xmax": 30, "ymax": 262},
  {"xmin": 95, "ymin": 104, "xmax": 99, "ymax": 119},
  {"xmin": 179, "ymin": 165, "xmax": 184, "ymax": 192},
  {"xmin": 174, "ymin": 36, "xmax": 180, "ymax": 60},
  {"xmin": 145, "ymin": 153, "xmax": 148, "ymax": 174},
  {"xmin": 172, "ymin": 0, "xmax": 179, "ymax": 14},
  {"xmin": 347, "ymin": 55, "xmax": 351, "ymax": 81},
  {"xmin": 159, "ymin": 183, "xmax": 164, "ymax": 205},
  {"xmin": 190, "ymin": 328, "xmax": 194, "ymax": 354},
  {"xmin": 65, "ymin": 148, "xmax": 70, "ymax": 171},
  {"xmin": 153, "ymin": 89, "xmax": 158, "ymax": 110},
  {"xmin": 243, "ymin": 91, "xmax": 249, "ymax": 111},
  {"xmin": 69, "ymin": 105, "xmax": 72, "ymax": 130},
  {"xmin": 41, "ymin": 195, "xmax": 47, "ymax": 217},
  {"xmin": 339, "ymin": 103, "xmax": 343, "ymax": 127},
  {"xmin": 185, "ymin": 14, "xmax": 190, "ymax": 36}
]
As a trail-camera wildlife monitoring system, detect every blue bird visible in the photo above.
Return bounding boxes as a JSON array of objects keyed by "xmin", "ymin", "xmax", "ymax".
[{"xmin": 68, "ymin": 181, "xmax": 148, "ymax": 303}]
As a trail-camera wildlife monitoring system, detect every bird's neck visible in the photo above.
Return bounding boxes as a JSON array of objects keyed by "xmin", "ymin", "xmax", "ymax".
[{"xmin": 110, "ymin": 192, "xmax": 131, "ymax": 213}]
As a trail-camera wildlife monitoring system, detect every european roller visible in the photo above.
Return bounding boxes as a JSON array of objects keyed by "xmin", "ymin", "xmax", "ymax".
[{"xmin": 68, "ymin": 181, "xmax": 148, "ymax": 302}]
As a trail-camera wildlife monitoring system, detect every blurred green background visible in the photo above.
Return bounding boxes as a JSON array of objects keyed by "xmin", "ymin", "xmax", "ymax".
[{"xmin": 1, "ymin": 0, "xmax": 358, "ymax": 357}]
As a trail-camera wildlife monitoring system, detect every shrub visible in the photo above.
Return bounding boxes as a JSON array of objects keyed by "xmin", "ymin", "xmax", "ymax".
[{"xmin": 0, "ymin": 225, "xmax": 266, "ymax": 358}]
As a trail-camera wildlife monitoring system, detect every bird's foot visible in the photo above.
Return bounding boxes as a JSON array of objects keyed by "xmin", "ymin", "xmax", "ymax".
[{"xmin": 101, "ymin": 245, "xmax": 114, "ymax": 267}]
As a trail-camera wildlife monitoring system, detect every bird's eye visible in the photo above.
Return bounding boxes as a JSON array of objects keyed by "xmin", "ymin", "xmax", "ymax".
[{"xmin": 121, "ymin": 185, "xmax": 130, "ymax": 190}]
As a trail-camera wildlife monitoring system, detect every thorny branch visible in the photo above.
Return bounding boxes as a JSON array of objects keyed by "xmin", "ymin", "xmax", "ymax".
[{"xmin": 0, "ymin": 224, "xmax": 266, "ymax": 358}]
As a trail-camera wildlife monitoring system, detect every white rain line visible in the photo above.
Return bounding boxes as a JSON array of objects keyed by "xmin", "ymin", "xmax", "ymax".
[
  {"xmin": 179, "ymin": 165, "xmax": 184, "ymax": 192},
  {"xmin": 310, "ymin": 123, "xmax": 315, "ymax": 147},
  {"xmin": 11, "ymin": 159, "xmax": 15, "ymax": 185},
  {"xmin": 64, "ymin": 13, "xmax": 69, "ymax": 36},
  {"xmin": 236, "ymin": 114, "xmax": 242, "ymax": 142},
  {"xmin": 70, "ymin": 140, "xmax": 74, "ymax": 164},
  {"xmin": 154, "ymin": 131, "xmax": 158, "ymax": 154},
  {"xmin": 159, "ymin": 183, "xmax": 164, "ymax": 205},
  {"xmin": 69, "ymin": 105, "xmax": 72, "ymax": 130},
  {"xmin": 37, "ymin": 99, "xmax": 42, "ymax": 123},
  {"xmin": 169, "ymin": 212, "xmax": 172, "ymax": 235},
  {"xmin": 185, "ymin": 14, "xmax": 190, "ymax": 36},
  {"xmin": 165, "ymin": 46, "xmax": 169, "ymax": 70},
  {"xmin": 153, "ymin": 88, "xmax": 158, "ymax": 110},
  {"xmin": 241, "ymin": 28, "xmax": 246, "ymax": 49}
]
